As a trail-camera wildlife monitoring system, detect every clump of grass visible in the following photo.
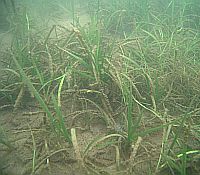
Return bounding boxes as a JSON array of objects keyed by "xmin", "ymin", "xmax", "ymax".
[{"xmin": 13, "ymin": 55, "xmax": 72, "ymax": 143}]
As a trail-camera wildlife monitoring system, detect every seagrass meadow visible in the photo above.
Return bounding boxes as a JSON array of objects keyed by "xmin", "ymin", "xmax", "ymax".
[{"xmin": 0, "ymin": 0, "xmax": 200, "ymax": 175}]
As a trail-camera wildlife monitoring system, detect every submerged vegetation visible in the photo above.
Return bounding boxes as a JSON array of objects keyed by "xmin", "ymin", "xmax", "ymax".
[{"xmin": 0, "ymin": 0, "xmax": 200, "ymax": 174}]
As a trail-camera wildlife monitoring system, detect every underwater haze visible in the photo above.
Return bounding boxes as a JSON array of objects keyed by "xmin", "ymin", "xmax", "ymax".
[{"xmin": 0, "ymin": 0, "xmax": 200, "ymax": 175}]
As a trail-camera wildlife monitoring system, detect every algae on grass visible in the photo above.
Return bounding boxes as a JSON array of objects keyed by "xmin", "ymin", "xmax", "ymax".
[
  {"xmin": 0, "ymin": 0, "xmax": 200, "ymax": 174},
  {"xmin": 0, "ymin": 126, "xmax": 13, "ymax": 149}
]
